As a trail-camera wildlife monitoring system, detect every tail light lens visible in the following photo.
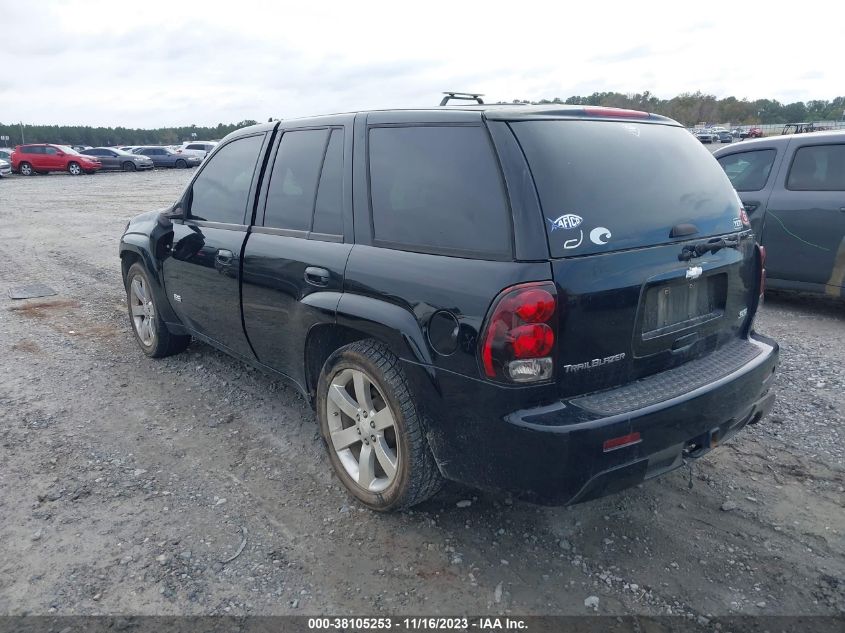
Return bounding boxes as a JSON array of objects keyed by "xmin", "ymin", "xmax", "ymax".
[{"xmin": 480, "ymin": 282, "xmax": 557, "ymax": 383}]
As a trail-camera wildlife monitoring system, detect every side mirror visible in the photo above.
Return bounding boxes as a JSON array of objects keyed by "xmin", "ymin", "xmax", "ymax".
[
  {"xmin": 56, "ymin": 151, "xmax": 65, "ymax": 157},
  {"xmin": 162, "ymin": 202, "xmax": 184, "ymax": 220},
  {"xmin": 159, "ymin": 200, "xmax": 185, "ymax": 224}
]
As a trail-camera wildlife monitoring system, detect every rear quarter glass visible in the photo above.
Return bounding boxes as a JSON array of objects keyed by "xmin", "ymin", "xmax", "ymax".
[{"xmin": 511, "ymin": 120, "xmax": 741, "ymax": 257}]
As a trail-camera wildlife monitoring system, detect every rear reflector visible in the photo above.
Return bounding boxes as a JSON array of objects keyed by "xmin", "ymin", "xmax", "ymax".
[
  {"xmin": 603, "ymin": 432, "xmax": 642, "ymax": 452},
  {"xmin": 583, "ymin": 106, "xmax": 649, "ymax": 119}
]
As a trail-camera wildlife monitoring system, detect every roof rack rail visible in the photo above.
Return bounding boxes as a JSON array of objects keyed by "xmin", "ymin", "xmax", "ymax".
[{"xmin": 440, "ymin": 91, "xmax": 485, "ymax": 106}]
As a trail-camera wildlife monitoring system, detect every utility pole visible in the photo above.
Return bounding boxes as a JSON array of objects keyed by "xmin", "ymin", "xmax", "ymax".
[{"xmin": 19, "ymin": 122, "xmax": 25, "ymax": 144}]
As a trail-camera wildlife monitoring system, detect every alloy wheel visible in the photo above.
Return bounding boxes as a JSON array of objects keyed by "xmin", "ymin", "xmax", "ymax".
[
  {"xmin": 326, "ymin": 368, "xmax": 399, "ymax": 493},
  {"xmin": 68, "ymin": 162, "xmax": 81, "ymax": 175},
  {"xmin": 129, "ymin": 275, "xmax": 155, "ymax": 347}
]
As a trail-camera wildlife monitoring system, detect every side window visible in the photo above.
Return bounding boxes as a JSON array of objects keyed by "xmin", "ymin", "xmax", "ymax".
[
  {"xmin": 187, "ymin": 144, "xmax": 201, "ymax": 150},
  {"xmin": 368, "ymin": 126, "xmax": 511, "ymax": 257},
  {"xmin": 787, "ymin": 144, "xmax": 845, "ymax": 191},
  {"xmin": 263, "ymin": 129, "xmax": 328, "ymax": 231},
  {"xmin": 717, "ymin": 150, "xmax": 776, "ymax": 191},
  {"xmin": 189, "ymin": 134, "xmax": 264, "ymax": 224},
  {"xmin": 44, "ymin": 147, "xmax": 58, "ymax": 155},
  {"xmin": 312, "ymin": 129, "xmax": 344, "ymax": 235}
]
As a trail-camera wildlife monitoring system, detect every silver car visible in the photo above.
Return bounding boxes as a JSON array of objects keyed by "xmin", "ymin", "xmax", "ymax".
[
  {"xmin": 0, "ymin": 158, "xmax": 12, "ymax": 177},
  {"xmin": 178, "ymin": 141, "xmax": 218, "ymax": 159}
]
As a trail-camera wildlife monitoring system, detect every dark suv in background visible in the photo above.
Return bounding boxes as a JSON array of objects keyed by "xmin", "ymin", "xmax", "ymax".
[{"xmin": 120, "ymin": 104, "xmax": 778, "ymax": 511}]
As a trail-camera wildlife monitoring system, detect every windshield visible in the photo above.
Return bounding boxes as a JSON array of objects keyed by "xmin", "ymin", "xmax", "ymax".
[
  {"xmin": 56, "ymin": 145, "xmax": 81, "ymax": 155},
  {"xmin": 511, "ymin": 120, "xmax": 741, "ymax": 257}
]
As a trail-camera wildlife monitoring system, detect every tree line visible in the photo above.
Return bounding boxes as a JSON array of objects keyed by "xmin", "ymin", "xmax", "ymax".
[
  {"xmin": 0, "ymin": 120, "xmax": 259, "ymax": 148},
  {"xmin": 3, "ymin": 92, "xmax": 845, "ymax": 146},
  {"xmin": 511, "ymin": 92, "xmax": 845, "ymax": 126}
]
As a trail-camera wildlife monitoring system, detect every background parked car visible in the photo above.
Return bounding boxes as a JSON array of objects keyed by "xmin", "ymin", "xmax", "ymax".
[
  {"xmin": 694, "ymin": 129, "xmax": 717, "ymax": 143},
  {"xmin": 81, "ymin": 147, "xmax": 154, "ymax": 171},
  {"xmin": 178, "ymin": 141, "xmax": 218, "ymax": 159},
  {"xmin": 0, "ymin": 158, "xmax": 11, "ymax": 178},
  {"xmin": 711, "ymin": 127, "xmax": 733, "ymax": 143},
  {"xmin": 746, "ymin": 127, "xmax": 764, "ymax": 138},
  {"xmin": 11, "ymin": 144, "xmax": 101, "ymax": 175},
  {"xmin": 131, "ymin": 146, "xmax": 201, "ymax": 169},
  {"xmin": 714, "ymin": 130, "xmax": 845, "ymax": 299},
  {"xmin": 0, "ymin": 148, "xmax": 13, "ymax": 163}
]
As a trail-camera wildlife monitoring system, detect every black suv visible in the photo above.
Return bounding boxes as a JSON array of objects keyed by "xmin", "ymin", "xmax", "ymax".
[{"xmin": 119, "ymin": 104, "xmax": 779, "ymax": 511}]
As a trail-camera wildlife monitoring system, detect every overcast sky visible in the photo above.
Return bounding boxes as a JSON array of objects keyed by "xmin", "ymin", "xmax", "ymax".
[{"xmin": 2, "ymin": 0, "xmax": 843, "ymax": 128}]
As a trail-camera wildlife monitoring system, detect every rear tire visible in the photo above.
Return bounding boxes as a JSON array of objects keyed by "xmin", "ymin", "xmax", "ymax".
[
  {"xmin": 175, "ymin": 159, "xmax": 187, "ymax": 169},
  {"xmin": 123, "ymin": 161, "xmax": 137, "ymax": 172},
  {"xmin": 68, "ymin": 161, "xmax": 82, "ymax": 176},
  {"xmin": 19, "ymin": 162, "xmax": 33, "ymax": 176},
  {"xmin": 316, "ymin": 339, "xmax": 443, "ymax": 511},
  {"xmin": 125, "ymin": 262, "xmax": 190, "ymax": 358}
]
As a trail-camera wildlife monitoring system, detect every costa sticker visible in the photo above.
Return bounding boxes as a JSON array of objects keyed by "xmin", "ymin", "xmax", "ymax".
[{"xmin": 589, "ymin": 227, "xmax": 612, "ymax": 245}]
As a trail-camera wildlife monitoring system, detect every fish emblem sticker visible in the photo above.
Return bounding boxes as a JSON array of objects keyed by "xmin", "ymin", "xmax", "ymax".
[{"xmin": 547, "ymin": 214, "xmax": 583, "ymax": 231}]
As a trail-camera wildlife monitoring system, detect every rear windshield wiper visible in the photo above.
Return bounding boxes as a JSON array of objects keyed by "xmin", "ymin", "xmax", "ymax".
[{"xmin": 678, "ymin": 236, "xmax": 740, "ymax": 261}]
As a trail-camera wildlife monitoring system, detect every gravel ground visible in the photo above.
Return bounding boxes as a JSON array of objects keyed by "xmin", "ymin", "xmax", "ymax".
[{"xmin": 0, "ymin": 170, "xmax": 842, "ymax": 619}]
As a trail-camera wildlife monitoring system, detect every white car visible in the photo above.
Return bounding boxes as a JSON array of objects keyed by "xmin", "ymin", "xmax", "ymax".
[
  {"xmin": 0, "ymin": 158, "xmax": 11, "ymax": 177},
  {"xmin": 178, "ymin": 141, "xmax": 218, "ymax": 159}
]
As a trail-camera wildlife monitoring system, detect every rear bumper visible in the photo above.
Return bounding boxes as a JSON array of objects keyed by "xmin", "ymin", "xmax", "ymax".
[{"xmin": 416, "ymin": 334, "xmax": 778, "ymax": 504}]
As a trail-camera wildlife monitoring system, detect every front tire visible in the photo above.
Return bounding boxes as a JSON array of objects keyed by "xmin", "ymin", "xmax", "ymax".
[
  {"xmin": 175, "ymin": 159, "xmax": 187, "ymax": 169},
  {"xmin": 68, "ymin": 161, "xmax": 82, "ymax": 175},
  {"xmin": 19, "ymin": 162, "xmax": 33, "ymax": 176},
  {"xmin": 316, "ymin": 340, "xmax": 443, "ymax": 511},
  {"xmin": 125, "ymin": 263, "xmax": 190, "ymax": 358},
  {"xmin": 123, "ymin": 161, "xmax": 137, "ymax": 172}
]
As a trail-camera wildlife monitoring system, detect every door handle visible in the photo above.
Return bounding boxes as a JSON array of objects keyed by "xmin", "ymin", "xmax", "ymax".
[
  {"xmin": 304, "ymin": 266, "xmax": 330, "ymax": 287},
  {"xmin": 743, "ymin": 201, "xmax": 760, "ymax": 213},
  {"xmin": 840, "ymin": 207, "xmax": 845, "ymax": 212}
]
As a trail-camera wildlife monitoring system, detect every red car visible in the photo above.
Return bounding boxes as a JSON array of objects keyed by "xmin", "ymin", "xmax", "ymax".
[
  {"xmin": 11, "ymin": 144, "xmax": 101, "ymax": 176},
  {"xmin": 745, "ymin": 127, "xmax": 763, "ymax": 139}
]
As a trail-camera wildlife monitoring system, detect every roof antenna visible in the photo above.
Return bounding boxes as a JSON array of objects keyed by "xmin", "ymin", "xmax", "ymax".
[{"xmin": 440, "ymin": 91, "xmax": 485, "ymax": 106}]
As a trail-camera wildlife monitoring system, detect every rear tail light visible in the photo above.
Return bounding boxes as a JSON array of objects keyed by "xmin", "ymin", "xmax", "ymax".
[{"xmin": 480, "ymin": 282, "xmax": 557, "ymax": 383}]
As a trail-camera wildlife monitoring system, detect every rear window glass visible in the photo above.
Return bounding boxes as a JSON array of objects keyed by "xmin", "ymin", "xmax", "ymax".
[
  {"xmin": 787, "ymin": 144, "xmax": 845, "ymax": 191},
  {"xmin": 717, "ymin": 149, "xmax": 776, "ymax": 191},
  {"xmin": 263, "ymin": 129, "xmax": 328, "ymax": 231},
  {"xmin": 312, "ymin": 129, "xmax": 344, "ymax": 236},
  {"xmin": 368, "ymin": 126, "xmax": 511, "ymax": 258},
  {"xmin": 512, "ymin": 121, "xmax": 741, "ymax": 257}
]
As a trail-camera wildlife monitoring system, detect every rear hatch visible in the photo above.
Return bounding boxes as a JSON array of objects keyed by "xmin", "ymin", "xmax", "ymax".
[{"xmin": 510, "ymin": 118, "xmax": 760, "ymax": 398}]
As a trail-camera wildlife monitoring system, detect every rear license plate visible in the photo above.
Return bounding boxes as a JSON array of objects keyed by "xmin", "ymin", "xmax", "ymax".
[{"xmin": 642, "ymin": 274, "xmax": 726, "ymax": 339}]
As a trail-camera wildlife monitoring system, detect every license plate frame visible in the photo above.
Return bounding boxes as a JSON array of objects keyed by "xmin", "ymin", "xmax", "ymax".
[{"xmin": 641, "ymin": 274, "xmax": 727, "ymax": 340}]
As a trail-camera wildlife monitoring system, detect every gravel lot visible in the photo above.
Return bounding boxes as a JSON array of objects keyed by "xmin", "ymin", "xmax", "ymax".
[{"xmin": 0, "ymin": 170, "xmax": 842, "ymax": 619}]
